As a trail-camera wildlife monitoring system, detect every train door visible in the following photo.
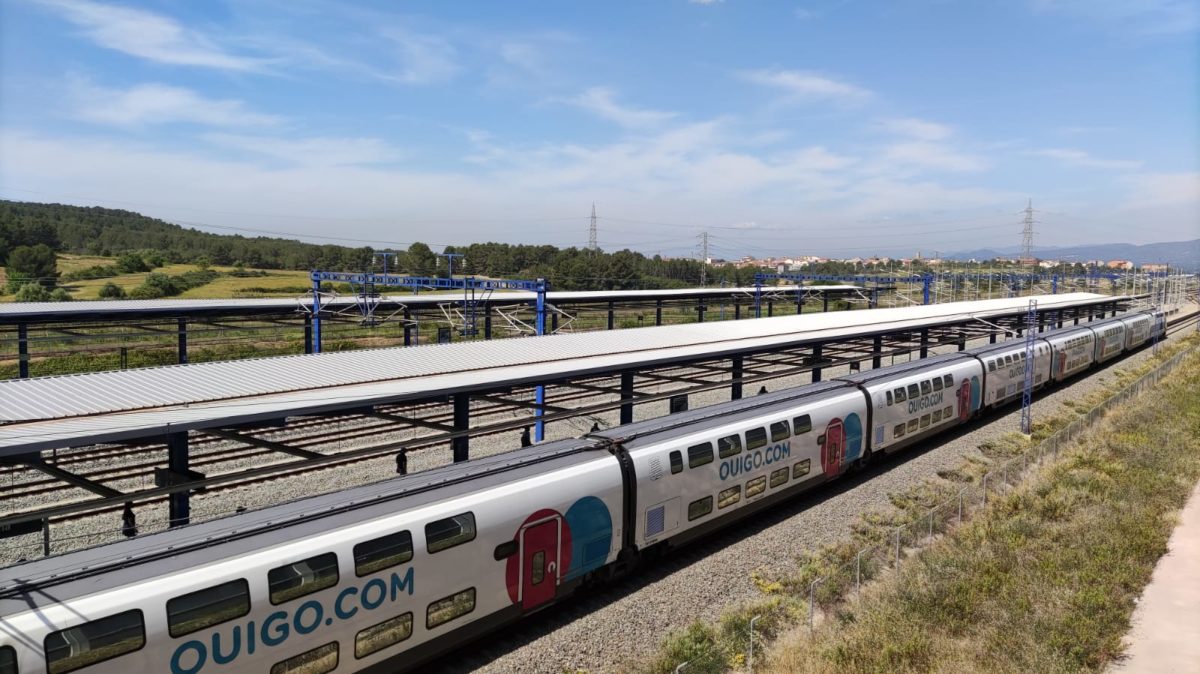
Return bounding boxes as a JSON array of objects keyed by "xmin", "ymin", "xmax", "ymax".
[
  {"xmin": 957, "ymin": 380, "xmax": 972, "ymax": 421},
  {"xmin": 520, "ymin": 516, "xmax": 561, "ymax": 610},
  {"xmin": 822, "ymin": 419, "xmax": 844, "ymax": 478}
]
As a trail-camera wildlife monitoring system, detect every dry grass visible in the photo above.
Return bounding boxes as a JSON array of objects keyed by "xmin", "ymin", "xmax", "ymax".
[{"xmin": 765, "ymin": 348, "xmax": 1200, "ymax": 674}]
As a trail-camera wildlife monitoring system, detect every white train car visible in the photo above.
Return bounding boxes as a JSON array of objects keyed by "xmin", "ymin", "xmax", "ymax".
[
  {"xmin": 970, "ymin": 340, "xmax": 1053, "ymax": 408},
  {"xmin": 1090, "ymin": 318, "xmax": 1127, "ymax": 364},
  {"xmin": 1117, "ymin": 312, "xmax": 1154, "ymax": 350},
  {"xmin": 595, "ymin": 382, "xmax": 866, "ymax": 553},
  {"xmin": 1041, "ymin": 326, "xmax": 1097, "ymax": 382},
  {"xmin": 837, "ymin": 353, "xmax": 984, "ymax": 455},
  {"xmin": 0, "ymin": 439, "xmax": 625, "ymax": 674}
]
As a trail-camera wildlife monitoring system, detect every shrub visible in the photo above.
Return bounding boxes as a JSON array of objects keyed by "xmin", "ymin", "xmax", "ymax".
[
  {"xmin": 14, "ymin": 283, "xmax": 53, "ymax": 302},
  {"xmin": 98, "ymin": 282, "xmax": 127, "ymax": 299}
]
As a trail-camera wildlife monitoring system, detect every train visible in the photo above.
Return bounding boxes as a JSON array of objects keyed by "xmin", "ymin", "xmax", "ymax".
[{"xmin": 0, "ymin": 309, "xmax": 1166, "ymax": 674}]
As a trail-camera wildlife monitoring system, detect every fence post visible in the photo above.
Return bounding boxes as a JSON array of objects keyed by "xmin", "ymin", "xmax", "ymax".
[
  {"xmin": 674, "ymin": 661, "xmax": 688, "ymax": 674},
  {"xmin": 957, "ymin": 489, "xmax": 965, "ymax": 523},
  {"xmin": 42, "ymin": 517, "xmax": 50, "ymax": 557},
  {"xmin": 982, "ymin": 472, "xmax": 989, "ymax": 503},
  {"xmin": 809, "ymin": 579, "xmax": 824, "ymax": 633},
  {"xmin": 928, "ymin": 508, "xmax": 935, "ymax": 542},
  {"xmin": 894, "ymin": 528, "xmax": 901, "ymax": 565},
  {"xmin": 749, "ymin": 614, "xmax": 761, "ymax": 674},
  {"xmin": 855, "ymin": 549, "xmax": 864, "ymax": 595}
]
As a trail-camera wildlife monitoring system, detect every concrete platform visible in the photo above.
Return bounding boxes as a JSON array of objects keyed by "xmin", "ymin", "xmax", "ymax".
[{"xmin": 1110, "ymin": 479, "xmax": 1200, "ymax": 673}]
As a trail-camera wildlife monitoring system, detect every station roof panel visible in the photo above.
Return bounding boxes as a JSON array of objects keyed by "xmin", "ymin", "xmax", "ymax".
[{"xmin": 0, "ymin": 293, "xmax": 1119, "ymax": 454}]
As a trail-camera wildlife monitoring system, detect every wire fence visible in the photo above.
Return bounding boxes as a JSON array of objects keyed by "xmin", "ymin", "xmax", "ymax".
[{"xmin": 676, "ymin": 339, "xmax": 1198, "ymax": 673}]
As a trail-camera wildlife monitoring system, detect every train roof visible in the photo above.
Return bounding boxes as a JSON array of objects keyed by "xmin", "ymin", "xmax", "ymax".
[
  {"xmin": 589, "ymin": 381, "xmax": 854, "ymax": 449},
  {"xmin": 833, "ymin": 352, "xmax": 976, "ymax": 385},
  {"xmin": 0, "ymin": 436, "xmax": 605, "ymax": 611}
]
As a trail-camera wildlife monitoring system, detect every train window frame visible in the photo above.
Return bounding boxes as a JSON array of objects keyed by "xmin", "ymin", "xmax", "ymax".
[
  {"xmin": 919, "ymin": 414, "xmax": 931, "ymax": 429},
  {"xmin": 688, "ymin": 442, "xmax": 714, "ymax": 468},
  {"xmin": 932, "ymin": 377, "xmax": 943, "ymax": 392},
  {"xmin": 886, "ymin": 391, "xmax": 893, "ymax": 406},
  {"xmin": 907, "ymin": 384, "xmax": 920, "ymax": 399},
  {"xmin": 44, "ymin": 609, "xmax": 146, "ymax": 674},
  {"xmin": 894, "ymin": 423, "xmax": 906, "ymax": 438},
  {"xmin": 269, "ymin": 552, "xmax": 340, "ymax": 605},
  {"xmin": 425, "ymin": 512, "xmax": 477, "ymax": 554},
  {"xmin": 944, "ymin": 374, "xmax": 954, "ymax": 387},
  {"xmin": 793, "ymin": 459, "xmax": 811, "ymax": 479},
  {"xmin": 427, "ymin": 587, "xmax": 477, "ymax": 629},
  {"xmin": 746, "ymin": 476, "xmax": 768, "ymax": 498},
  {"xmin": 270, "ymin": 641, "xmax": 338, "ymax": 674},
  {"xmin": 167, "ymin": 578, "xmax": 251, "ymax": 638},
  {"xmin": 717, "ymin": 435, "xmax": 742, "ymax": 459},
  {"xmin": 354, "ymin": 530, "xmax": 414, "ymax": 577},
  {"xmin": 669, "ymin": 450, "xmax": 683, "ymax": 474},
  {"xmin": 688, "ymin": 496, "xmax": 713, "ymax": 521},
  {"xmin": 943, "ymin": 406, "xmax": 953, "ymax": 418},
  {"xmin": 988, "ymin": 360, "xmax": 996, "ymax": 372},
  {"xmin": 769, "ymin": 467, "xmax": 789, "ymax": 488},
  {"xmin": 717, "ymin": 485, "xmax": 742, "ymax": 509},
  {"xmin": 793, "ymin": 414, "xmax": 813, "ymax": 434},
  {"xmin": 494, "ymin": 540, "xmax": 517, "ymax": 560},
  {"xmin": 354, "ymin": 612, "xmax": 414, "ymax": 660},
  {"xmin": 745, "ymin": 427, "xmax": 768, "ymax": 451},
  {"xmin": 907, "ymin": 419, "xmax": 919, "ymax": 433},
  {"xmin": 770, "ymin": 421, "xmax": 790, "ymax": 442},
  {"xmin": 893, "ymin": 387, "xmax": 906, "ymax": 403},
  {"xmin": 932, "ymin": 408, "xmax": 942, "ymax": 423},
  {"xmin": 920, "ymin": 380, "xmax": 932, "ymax": 396}
]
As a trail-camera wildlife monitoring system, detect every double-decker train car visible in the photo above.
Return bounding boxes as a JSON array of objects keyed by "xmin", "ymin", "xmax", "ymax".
[
  {"xmin": 972, "ymin": 340, "xmax": 1052, "ymax": 409},
  {"xmin": 0, "ymin": 309, "xmax": 1167, "ymax": 674}
]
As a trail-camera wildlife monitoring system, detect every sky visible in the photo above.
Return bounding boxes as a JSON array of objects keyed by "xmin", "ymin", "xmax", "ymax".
[{"xmin": 1, "ymin": 0, "xmax": 1197, "ymax": 260}]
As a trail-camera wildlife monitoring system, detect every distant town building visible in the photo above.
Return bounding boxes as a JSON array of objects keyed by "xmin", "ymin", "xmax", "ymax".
[
  {"xmin": 1141, "ymin": 263, "xmax": 1168, "ymax": 272},
  {"xmin": 1106, "ymin": 260, "xmax": 1134, "ymax": 270}
]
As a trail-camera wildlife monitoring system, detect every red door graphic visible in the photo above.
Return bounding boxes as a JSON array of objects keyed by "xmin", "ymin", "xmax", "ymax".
[
  {"xmin": 1058, "ymin": 350, "xmax": 1067, "ymax": 379},
  {"xmin": 957, "ymin": 380, "xmax": 972, "ymax": 422},
  {"xmin": 823, "ymin": 419, "xmax": 844, "ymax": 478},
  {"xmin": 520, "ymin": 518, "xmax": 560, "ymax": 610}
]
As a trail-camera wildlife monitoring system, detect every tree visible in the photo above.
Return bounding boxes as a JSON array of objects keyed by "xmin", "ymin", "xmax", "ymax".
[
  {"xmin": 14, "ymin": 283, "xmax": 52, "ymax": 302},
  {"xmin": 98, "ymin": 282, "xmax": 127, "ymax": 299},
  {"xmin": 50, "ymin": 288, "xmax": 73, "ymax": 302},
  {"xmin": 115, "ymin": 252, "xmax": 150, "ymax": 274},
  {"xmin": 6, "ymin": 244, "xmax": 58, "ymax": 292},
  {"xmin": 406, "ymin": 242, "xmax": 436, "ymax": 276}
]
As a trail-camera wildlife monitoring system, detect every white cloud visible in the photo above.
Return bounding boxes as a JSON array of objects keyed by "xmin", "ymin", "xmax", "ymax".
[
  {"xmin": 877, "ymin": 117, "xmax": 954, "ymax": 141},
  {"xmin": 36, "ymin": 0, "xmax": 267, "ymax": 70},
  {"xmin": 1028, "ymin": 148, "xmax": 1142, "ymax": 170},
  {"xmin": 562, "ymin": 88, "xmax": 678, "ymax": 129},
  {"xmin": 689, "ymin": 0, "xmax": 724, "ymax": 5},
  {"xmin": 1121, "ymin": 172, "xmax": 1200, "ymax": 207},
  {"xmin": 204, "ymin": 134, "xmax": 402, "ymax": 168},
  {"xmin": 1031, "ymin": 0, "xmax": 1198, "ymax": 34},
  {"xmin": 71, "ymin": 81, "xmax": 281, "ymax": 127},
  {"xmin": 880, "ymin": 142, "xmax": 988, "ymax": 172},
  {"xmin": 794, "ymin": 8, "xmax": 818, "ymax": 20},
  {"xmin": 738, "ymin": 68, "xmax": 872, "ymax": 102},
  {"xmin": 381, "ymin": 29, "xmax": 460, "ymax": 84}
]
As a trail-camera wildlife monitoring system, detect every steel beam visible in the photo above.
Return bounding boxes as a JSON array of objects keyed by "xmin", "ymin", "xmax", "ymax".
[
  {"xmin": 368, "ymin": 411, "xmax": 455, "ymax": 434},
  {"xmin": 208, "ymin": 428, "xmax": 323, "ymax": 460},
  {"xmin": 177, "ymin": 318, "xmax": 188, "ymax": 364},
  {"xmin": 452, "ymin": 394, "xmax": 470, "ymax": 462},
  {"xmin": 619, "ymin": 371, "xmax": 635, "ymax": 425},
  {"xmin": 919, "ymin": 328, "xmax": 930, "ymax": 358},
  {"xmin": 811, "ymin": 344, "xmax": 823, "ymax": 383},
  {"xmin": 607, "ymin": 301, "xmax": 615, "ymax": 330},
  {"xmin": 732, "ymin": 355, "xmax": 744, "ymax": 400},
  {"xmin": 25, "ymin": 458, "xmax": 122, "ymax": 498},
  {"xmin": 655, "ymin": 299, "xmax": 663, "ymax": 326},
  {"xmin": 17, "ymin": 322, "xmax": 29, "ymax": 379},
  {"xmin": 872, "ymin": 335, "xmax": 883, "ymax": 369},
  {"xmin": 168, "ymin": 432, "xmax": 190, "ymax": 526}
]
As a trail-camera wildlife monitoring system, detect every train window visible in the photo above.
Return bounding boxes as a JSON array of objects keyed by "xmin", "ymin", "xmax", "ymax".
[
  {"xmin": 669, "ymin": 450, "xmax": 683, "ymax": 474},
  {"xmin": 932, "ymin": 377, "xmax": 943, "ymax": 391},
  {"xmin": 894, "ymin": 423, "xmax": 906, "ymax": 438},
  {"xmin": 745, "ymin": 428, "xmax": 768, "ymax": 451},
  {"xmin": 427, "ymin": 588, "xmax": 477, "ymax": 629},
  {"xmin": 907, "ymin": 384, "xmax": 920, "ymax": 399},
  {"xmin": 944, "ymin": 374, "xmax": 954, "ymax": 387},
  {"xmin": 893, "ymin": 387, "xmax": 906, "ymax": 403},
  {"xmin": 493, "ymin": 541, "xmax": 518, "ymax": 560},
  {"xmin": 687, "ymin": 496, "xmax": 713, "ymax": 521},
  {"xmin": 717, "ymin": 435, "xmax": 742, "ymax": 459},
  {"xmin": 988, "ymin": 360, "xmax": 996, "ymax": 372},
  {"xmin": 746, "ymin": 476, "xmax": 767, "ymax": 498},
  {"xmin": 270, "ymin": 641, "xmax": 338, "ymax": 674},
  {"xmin": 1004, "ymin": 355, "xmax": 1013, "ymax": 366},
  {"xmin": 717, "ymin": 485, "xmax": 742, "ymax": 509},
  {"xmin": 167, "ymin": 578, "xmax": 250, "ymax": 637},
  {"xmin": 0, "ymin": 646, "xmax": 14, "ymax": 674},
  {"xmin": 531, "ymin": 551, "xmax": 546, "ymax": 585},
  {"xmin": 770, "ymin": 467, "xmax": 789, "ymax": 488},
  {"xmin": 919, "ymin": 414, "xmax": 931, "ymax": 429},
  {"xmin": 793, "ymin": 459, "xmax": 811, "ymax": 479},
  {"xmin": 770, "ymin": 421, "xmax": 790, "ymax": 442},
  {"xmin": 44, "ymin": 609, "xmax": 145, "ymax": 674},
  {"xmin": 886, "ymin": 391, "xmax": 893, "ymax": 406},
  {"xmin": 688, "ymin": 442, "xmax": 714, "ymax": 468},
  {"xmin": 920, "ymin": 381, "xmax": 932, "ymax": 396},
  {"xmin": 932, "ymin": 408, "xmax": 942, "ymax": 423},
  {"xmin": 943, "ymin": 406, "xmax": 953, "ymax": 418},
  {"xmin": 426, "ymin": 513, "xmax": 477, "ymax": 553},
  {"xmin": 793, "ymin": 415, "xmax": 813, "ymax": 434},
  {"xmin": 355, "ymin": 613, "xmax": 413, "ymax": 659},
  {"xmin": 354, "ymin": 530, "xmax": 414, "ymax": 576},
  {"xmin": 269, "ymin": 552, "xmax": 339, "ymax": 605},
  {"xmin": 907, "ymin": 419, "xmax": 919, "ymax": 433}
]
